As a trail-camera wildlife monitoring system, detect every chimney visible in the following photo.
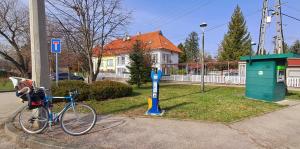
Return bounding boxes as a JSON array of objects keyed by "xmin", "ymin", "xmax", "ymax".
[
  {"xmin": 137, "ymin": 32, "xmax": 142, "ymax": 35},
  {"xmin": 123, "ymin": 33, "xmax": 130, "ymax": 41}
]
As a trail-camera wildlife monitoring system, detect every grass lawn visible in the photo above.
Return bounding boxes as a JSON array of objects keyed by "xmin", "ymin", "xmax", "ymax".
[
  {"xmin": 0, "ymin": 78, "xmax": 13, "ymax": 91},
  {"xmin": 286, "ymin": 91, "xmax": 300, "ymax": 100},
  {"xmin": 84, "ymin": 84, "xmax": 285, "ymax": 123}
]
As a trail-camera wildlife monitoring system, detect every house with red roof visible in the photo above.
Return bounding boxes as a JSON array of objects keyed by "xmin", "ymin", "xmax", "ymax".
[{"xmin": 93, "ymin": 31, "xmax": 181, "ymax": 75}]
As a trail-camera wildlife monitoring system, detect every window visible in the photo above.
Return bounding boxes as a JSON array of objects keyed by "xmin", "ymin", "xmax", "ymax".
[
  {"xmin": 151, "ymin": 54, "xmax": 158, "ymax": 64},
  {"xmin": 117, "ymin": 56, "xmax": 126, "ymax": 65},
  {"xmin": 117, "ymin": 68, "xmax": 127, "ymax": 74},
  {"xmin": 162, "ymin": 53, "xmax": 171, "ymax": 64},
  {"xmin": 107, "ymin": 59, "xmax": 114, "ymax": 67}
]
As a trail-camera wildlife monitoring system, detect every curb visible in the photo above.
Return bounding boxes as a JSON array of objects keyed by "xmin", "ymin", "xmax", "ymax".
[
  {"xmin": 3, "ymin": 106, "xmax": 78, "ymax": 149},
  {"xmin": 0, "ymin": 105, "xmax": 25, "ymax": 129}
]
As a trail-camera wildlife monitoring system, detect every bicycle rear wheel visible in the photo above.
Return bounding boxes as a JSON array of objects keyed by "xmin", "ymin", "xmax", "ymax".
[
  {"xmin": 19, "ymin": 106, "xmax": 48, "ymax": 134},
  {"xmin": 61, "ymin": 103, "xmax": 97, "ymax": 136}
]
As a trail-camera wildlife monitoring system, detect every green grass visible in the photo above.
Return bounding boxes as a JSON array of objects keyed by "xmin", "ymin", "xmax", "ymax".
[
  {"xmin": 286, "ymin": 91, "xmax": 300, "ymax": 100},
  {"xmin": 0, "ymin": 78, "xmax": 13, "ymax": 91},
  {"xmin": 84, "ymin": 84, "xmax": 284, "ymax": 123}
]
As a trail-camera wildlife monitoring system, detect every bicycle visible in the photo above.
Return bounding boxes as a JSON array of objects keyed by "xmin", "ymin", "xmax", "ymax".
[{"xmin": 9, "ymin": 77, "xmax": 97, "ymax": 136}]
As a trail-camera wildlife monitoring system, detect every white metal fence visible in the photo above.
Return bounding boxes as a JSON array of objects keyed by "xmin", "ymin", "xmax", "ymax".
[{"xmin": 98, "ymin": 73, "xmax": 300, "ymax": 88}]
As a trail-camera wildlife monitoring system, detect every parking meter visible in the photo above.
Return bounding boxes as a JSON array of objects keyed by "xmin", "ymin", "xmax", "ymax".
[{"xmin": 146, "ymin": 69, "xmax": 164, "ymax": 116}]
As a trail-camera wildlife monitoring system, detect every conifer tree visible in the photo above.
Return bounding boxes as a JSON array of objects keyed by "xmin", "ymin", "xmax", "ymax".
[
  {"xmin": 178, "ymin": 43, "xmax": 187, "ymax": 63},
  {"xmin": 290, "ymin": 40, "xmax": 300, "ymax": 54},
  {"xmin": 219, "ymin": 5, "xmax": 252, "ymax": 61},
  {"xmin": 184, "ymin": 32, "xmax": 199, "ymax": 62},
  {"xmin": 127, "ymin": 40, "xmax": 152, "ymax": 88}
]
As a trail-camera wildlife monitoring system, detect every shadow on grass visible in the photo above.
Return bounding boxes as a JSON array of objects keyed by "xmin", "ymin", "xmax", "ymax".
[
  {"xmin": 102, "ymin": 102, "xmax": 148, "ymax": 115},
  {"xmin": 102, "ymin": 92, "xmax": 199, "ymax": 115},
  {"xmin": 164, "ymin": 102, "xmax": 193, "ymax": 111},
  {"xmin": 128, "ymin": 91, "xmax": 142, "ymax": 97},
  {"xmin": 287, "ymin": 92, "xmax": 298, "ymax": 96},
  {"xmin": 161, "ymin": 92, "xmax": 200, "ymax": 101},
  {"xmin": 205, "ymin": 86, "xmax": 221, "ymax": 93}
]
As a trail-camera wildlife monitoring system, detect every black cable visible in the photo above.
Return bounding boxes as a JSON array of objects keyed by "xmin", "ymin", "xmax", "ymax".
[{"xmin": 282, "ymin": 13, "xmax": 300, "ymax": 22}]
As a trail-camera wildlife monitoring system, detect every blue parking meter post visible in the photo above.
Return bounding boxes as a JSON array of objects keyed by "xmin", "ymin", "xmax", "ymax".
[{"xmin": 146, "ymin": 69, "xmax": 165, "ymax": 116}]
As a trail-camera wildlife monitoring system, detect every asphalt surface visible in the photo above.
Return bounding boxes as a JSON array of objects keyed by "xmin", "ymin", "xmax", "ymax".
[
  {"xmin": 34, "ymin": 100, "xmax": 300, "ymax": 149},
  {"xmin": 0, "ymin": 92, "xmax": 26, "ymax": 149},
  {"xmin": 3, "ymin": 91, "xmax": 300, "ymax": 149}
]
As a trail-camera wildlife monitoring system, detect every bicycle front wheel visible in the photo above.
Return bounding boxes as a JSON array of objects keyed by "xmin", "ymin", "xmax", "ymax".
[
  {"xmin": 19, "ymin": 106, "xmax": 49, "ymax": 134},
  {"xmin": 61, "ymin": 103, "xmax": 97, "ymax": 136}
]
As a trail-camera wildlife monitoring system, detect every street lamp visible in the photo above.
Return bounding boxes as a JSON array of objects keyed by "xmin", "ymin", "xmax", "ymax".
[
  {"xmin": 251, "ymin": 42, "xmax": 256, "ymax": 56},
  {"xmin": 200, "ymin": 22, "xmax": 207, "ymax": 93}
]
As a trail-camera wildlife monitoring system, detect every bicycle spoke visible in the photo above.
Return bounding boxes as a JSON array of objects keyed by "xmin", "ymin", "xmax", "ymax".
[
  {"xmin": 61, "ymin": 103, "xmax": 96, "ymax": 136},
  {"xmin": 19, "ymin": 106, "xmax": 49, "ymax": 134}
]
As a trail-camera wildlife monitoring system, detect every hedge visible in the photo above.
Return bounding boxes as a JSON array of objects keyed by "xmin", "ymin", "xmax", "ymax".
[
  {"xmin": 51, "ymin": 80, "xmax": 132, "ymax": 101},
  {"xmin": 90, "ymin": 80, "xmax": 133, "ymax": 101},
  {"xmin": 51, "ymin": 80, "xmax": 90, "ymax": 101}
]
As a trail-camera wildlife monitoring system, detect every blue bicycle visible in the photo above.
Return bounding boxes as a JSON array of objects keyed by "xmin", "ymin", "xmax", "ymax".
[{"xmin": 10, "ymin": 77, "xmax": 97, "ymax": 136}]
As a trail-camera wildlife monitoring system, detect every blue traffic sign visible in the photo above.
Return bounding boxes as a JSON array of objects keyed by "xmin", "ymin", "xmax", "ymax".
[{"xmin": 51, "ymin": 38, "xmax": 61, "ymax": 53}]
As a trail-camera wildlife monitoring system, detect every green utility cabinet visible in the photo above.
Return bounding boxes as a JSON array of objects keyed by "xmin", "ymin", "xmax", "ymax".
[{"xmin": 240, "ymin": 53, "xmax": 300, "ymax": 102}]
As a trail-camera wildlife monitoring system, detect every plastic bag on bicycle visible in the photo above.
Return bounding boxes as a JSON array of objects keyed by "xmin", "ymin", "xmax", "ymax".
[
  {"xmin": 16, "ymin": 80, "xmax": 34, "ymax": 101},
  {"xmin": 28, "ymin": 89, "xmax": 45, "ymax": 110}
]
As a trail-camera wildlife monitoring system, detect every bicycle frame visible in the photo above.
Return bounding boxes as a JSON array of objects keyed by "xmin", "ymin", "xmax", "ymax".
[{"xmin": 43, "ymin": 93, "xmax": 77, "ymax": 128}]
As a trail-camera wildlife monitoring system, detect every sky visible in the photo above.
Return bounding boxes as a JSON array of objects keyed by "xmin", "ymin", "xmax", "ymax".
[
  {"xmin": 121, "ymin": 0, "xmax": 300, "ymax": 57},
  {"xmin": 20, "ymin": 0, "xmax": 300, "ymax": 57}
]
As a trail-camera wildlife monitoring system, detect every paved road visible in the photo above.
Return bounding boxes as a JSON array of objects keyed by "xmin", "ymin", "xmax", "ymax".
[
  {"xmin": 36, "ymin": 101, "xmax": 300, "ymax": 149},
  {"xmin": 0, "ymin": 92, "xmax": 25, "ymax": 149},
  {"xmin": 3, "ymin": 91, "xmax": 300, "ymax": 149}
]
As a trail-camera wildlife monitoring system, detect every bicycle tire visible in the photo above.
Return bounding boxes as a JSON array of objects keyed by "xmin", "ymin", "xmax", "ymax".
[
  {"xmin": 60, "ymin": 103, "xmax": 97, "ymax": 136},
  {"xmin": 19, "ymin": 106, "xmax": 49, "ymax": 134}
]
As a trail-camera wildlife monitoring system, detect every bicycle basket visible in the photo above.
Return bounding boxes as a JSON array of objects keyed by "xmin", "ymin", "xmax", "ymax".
[{"xmin": 28, "ymin": 89, "xmax": 45, "ymax": 109}]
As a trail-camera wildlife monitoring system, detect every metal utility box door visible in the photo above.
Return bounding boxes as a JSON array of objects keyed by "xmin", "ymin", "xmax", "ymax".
[
  {"xmin": 245, "ymin": 59, "xmax": 286, "ymax": 101},
  {"xmin": 240, "ymin": 54, "xmax": 300, "ymax": 102}
]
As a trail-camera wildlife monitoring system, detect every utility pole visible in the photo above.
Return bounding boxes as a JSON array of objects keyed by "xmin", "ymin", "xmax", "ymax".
[
  {"xmin": 29, "ymin": 0, "xmax": 50, "ymax": 88},
  {"xmin": 274, "ymin": 0, "xmax": 284, "ymax": 54},
  {"xmin": 257, "ymin": 0, "xmax": 269, "ymax": 55},
  {"xmin": 200, "ymin": 23, "xmax": 207, "ymax": 93},
  {"xmin": 257, "ymin": 0, "xmax": 285, "ymax": 55}
]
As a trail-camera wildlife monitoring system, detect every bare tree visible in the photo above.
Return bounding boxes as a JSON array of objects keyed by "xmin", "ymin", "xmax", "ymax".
[
  {"xmin": 0, "ymin": 0, "xmax": 31, "ymax": 78},
  {"xmin": 46, "ymin": 0, "xmax": 131, "ymax": 82}
]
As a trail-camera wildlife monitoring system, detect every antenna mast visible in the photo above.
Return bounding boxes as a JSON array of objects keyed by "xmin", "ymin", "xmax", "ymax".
[{"xmin": 257, "ymin": 0, "xmax": 269, "ymax": 55}]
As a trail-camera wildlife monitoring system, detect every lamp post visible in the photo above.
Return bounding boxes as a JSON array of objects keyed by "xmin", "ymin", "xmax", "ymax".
[
  {"xmin": 251, "ymin": 42, "xmax": 257, "ymax": 56},
  {"xmin": 200, "ymin": 22, "xmax": 207, "ymax": 93}
]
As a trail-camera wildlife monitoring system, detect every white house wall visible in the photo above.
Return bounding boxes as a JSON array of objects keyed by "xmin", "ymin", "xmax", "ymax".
[
  {"xmin": 116, "ymin": 54, "xmax": 130, "ymax": 74},
  {"xmin": 96, "ymin": 49, "xmax": 180, "ymax": 74}
]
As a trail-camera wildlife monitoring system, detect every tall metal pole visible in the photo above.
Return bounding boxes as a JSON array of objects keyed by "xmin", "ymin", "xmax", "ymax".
[
  {"xmin": 201, "ymin": 31, "xmax": 205, "ymax": 92},
  {"xmin": 29, "ymin": 0, "xmax": 50, "ymax": 89},
  {"xmin": 257, "ymin": 0, "xmax": 269, "ymax": 55},
  {"xmin": 56, "ymin": 53, "xmax": 59, "ymax": 87},
  {"xmin": 275, "ymin": 0, "xmax": 284, "ymax": 54}
]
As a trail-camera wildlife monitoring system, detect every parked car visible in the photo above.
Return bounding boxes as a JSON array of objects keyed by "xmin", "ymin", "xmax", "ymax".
[{"xmin": 51, "ymin": 73, "xmax": 84, "ymax": 81}]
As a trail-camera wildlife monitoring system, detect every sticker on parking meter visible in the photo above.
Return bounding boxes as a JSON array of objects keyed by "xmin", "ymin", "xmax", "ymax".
[{"xmin": 153, "ymin": 82, "xmax": 158, "ymax": 92}]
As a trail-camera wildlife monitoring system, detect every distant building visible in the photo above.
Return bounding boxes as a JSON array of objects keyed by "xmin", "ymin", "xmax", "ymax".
[
  {"xmin": 93, "ymin": 31, "xmax": 181, "ymax": 75},
  {"xmin": 287, "ymin": 58, "xmax": 300, "ymax": 77}
]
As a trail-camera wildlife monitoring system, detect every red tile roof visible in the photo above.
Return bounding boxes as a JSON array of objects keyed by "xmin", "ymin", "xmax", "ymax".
[
  {"xmin": 288, "ymin": 59, "xmax": 300, "ymax": 67},
  {"xmin": 93, "ymin": 31, "xmax": 181, "ymax": 57}
]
